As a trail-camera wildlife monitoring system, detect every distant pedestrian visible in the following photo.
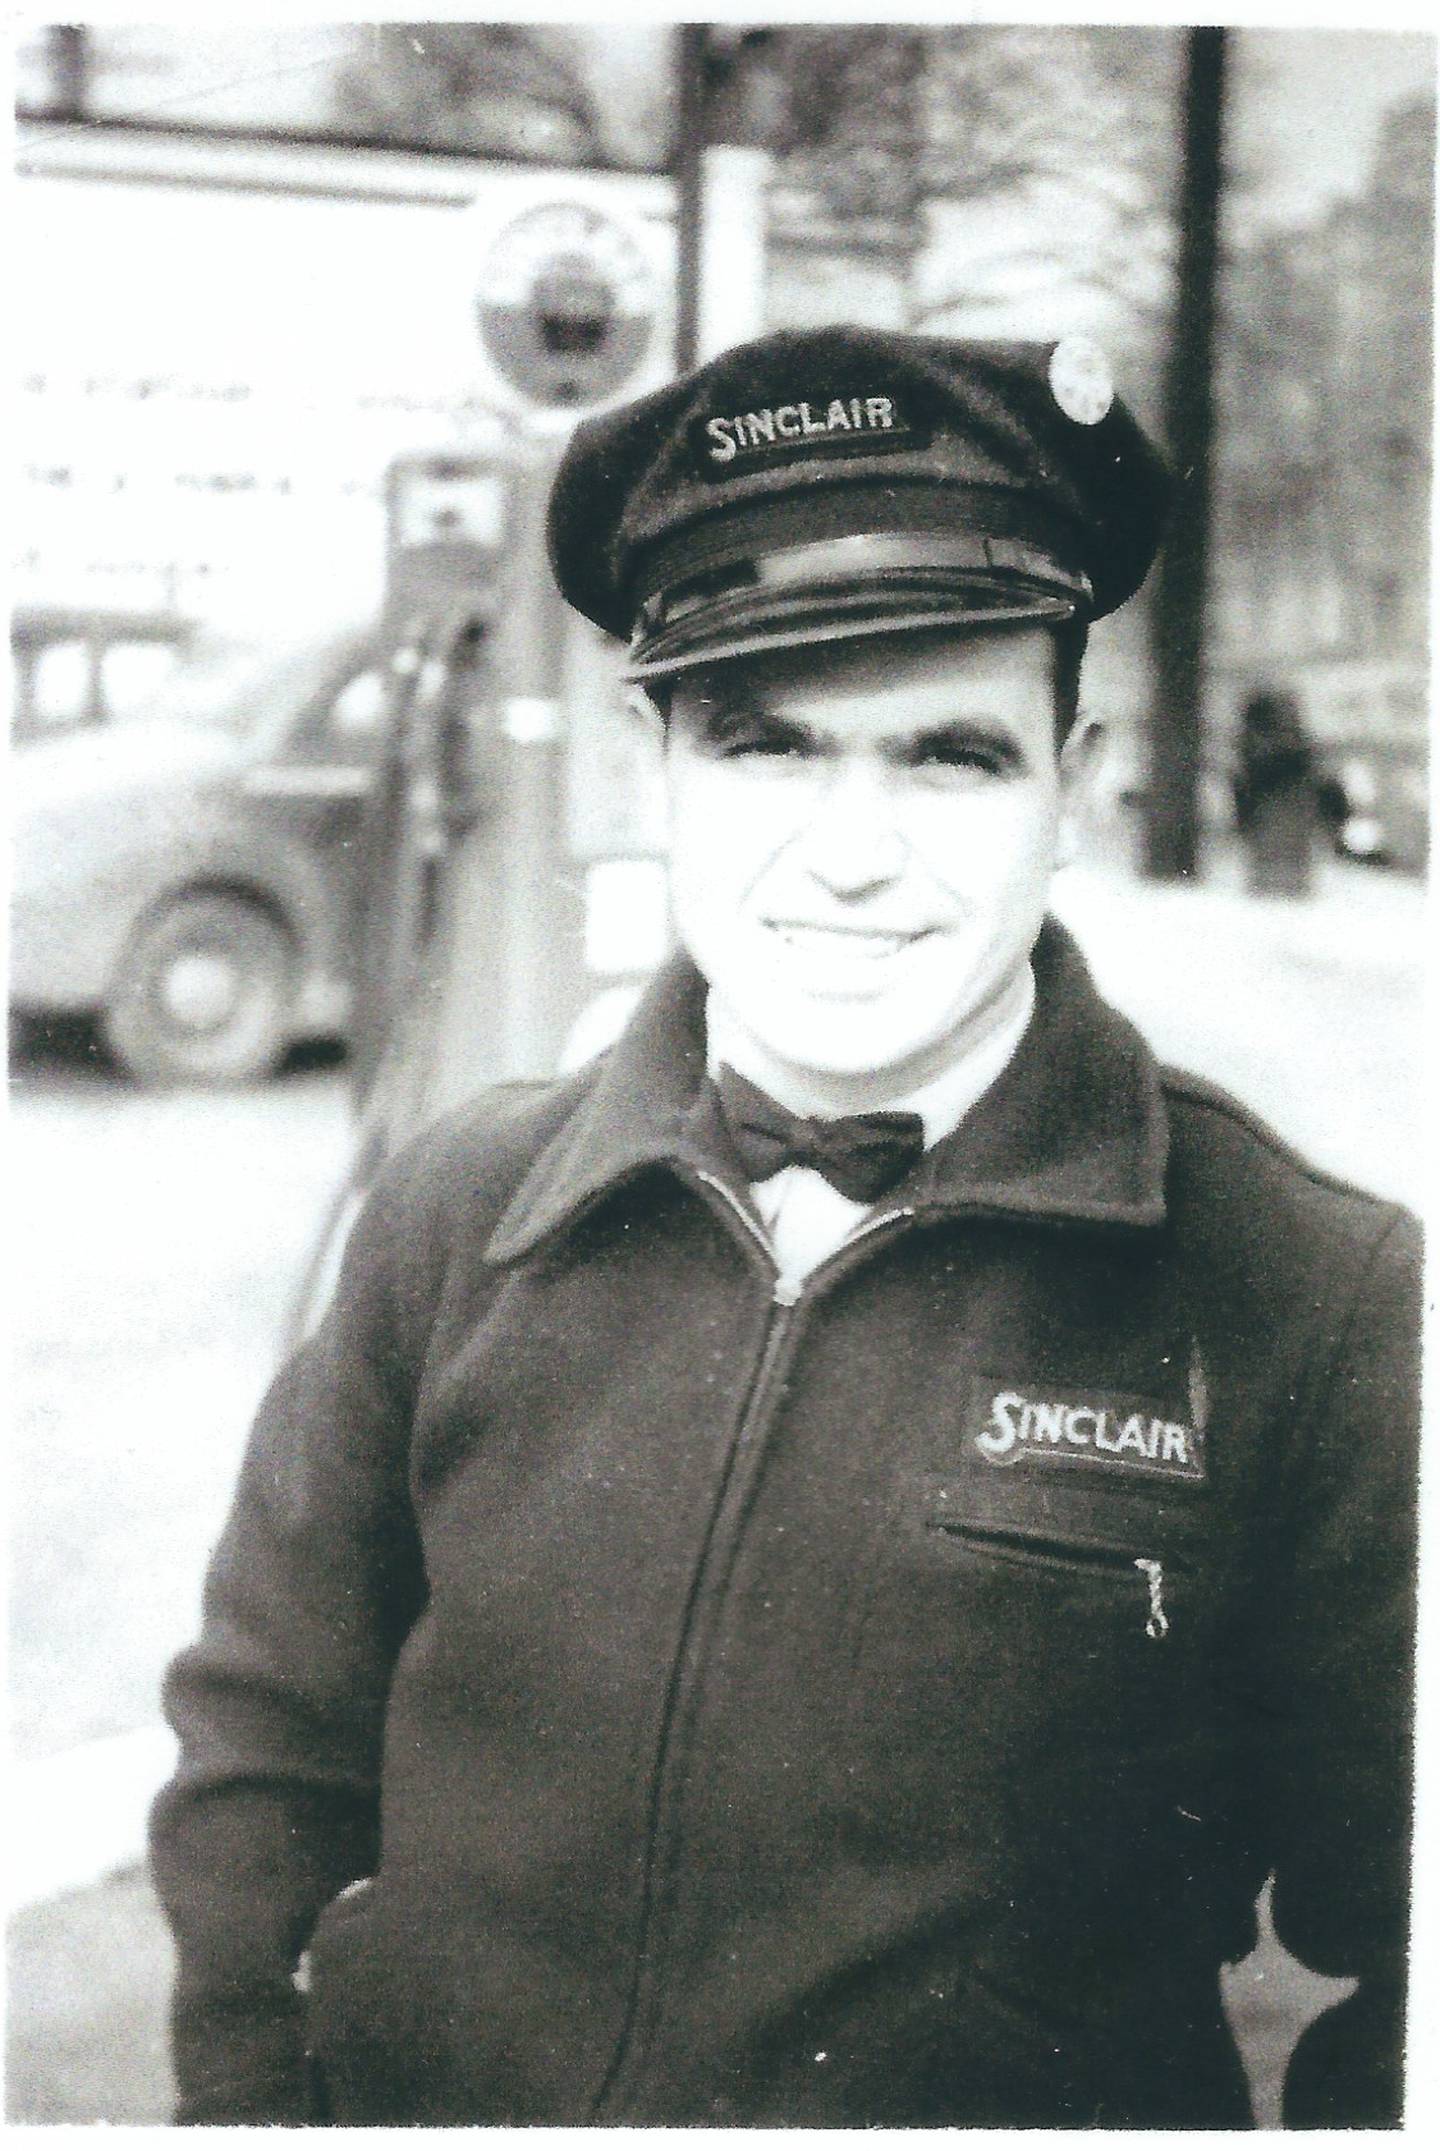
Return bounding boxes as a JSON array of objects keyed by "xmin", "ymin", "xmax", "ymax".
[
  {"xmin": 1233, "ymin": 687, "xmax": 1318, "ymax": 895},
  {"xmin": 152, "ymin": 328, "xmax": 1419, "ymax": 2128}
]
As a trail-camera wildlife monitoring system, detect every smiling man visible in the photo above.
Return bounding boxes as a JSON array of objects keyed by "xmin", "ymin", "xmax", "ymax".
[
  {"xmin": 663, "ymin": 630, "xmax": 1083, "ymax": 1101},
  {"xmin": 152, "ymin": 328, "xmax": 1420, "ymax": 2129}
]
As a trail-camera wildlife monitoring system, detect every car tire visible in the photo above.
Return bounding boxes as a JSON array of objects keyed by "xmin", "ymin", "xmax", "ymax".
[{"xmin": 101, "ymin": 892, "xmax": 297, "ymax": 1086}]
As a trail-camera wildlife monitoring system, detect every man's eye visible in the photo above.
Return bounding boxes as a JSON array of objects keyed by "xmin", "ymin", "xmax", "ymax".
[{"xmin": 909, "ymin": 737, "xmax": 1015, "ymax": 776}]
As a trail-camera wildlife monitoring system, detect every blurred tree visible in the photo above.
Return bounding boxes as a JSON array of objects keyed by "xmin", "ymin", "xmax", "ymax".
[
  {"xmin": 332, "ymin": 22, "xmax": 604, "ymax": 166},
  {"xmin": 765, "ymin": 24, "xmax": 1182, "ymax": 349},
  {"xmin": 775, "ymin": 25, "xmax": 926, "ymax": 223},
  {"xmin": 570, "ymin": 26, "xmax": 673, "ymax": 172},
  {"xmin": 924, "ymin": 26, "xmax": 1175, "ymax": 210},
  {"xmin": 1212, "ymin": 92, "xmax": 1434, "ymax": 664},
  {"xmin": 1210, "ymin": 233, "xmax": 1336, "ymax": 651}
]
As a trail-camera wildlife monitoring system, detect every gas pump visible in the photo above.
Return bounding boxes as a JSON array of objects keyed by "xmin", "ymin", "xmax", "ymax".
[
  {"xmin": 346, "ymin": 450, "xmax": 508, "ymax": 1108},
  {"xmin": 285, "ymin": 186, "xmax": 673, "ymax": 1339},
  {"xmin": 287, "ymin": 439, "xmax": 665, "ymax": 1339},
  {"xmin": 352, "ymin": 443, "xmax": 662, "ymax": 1134}
]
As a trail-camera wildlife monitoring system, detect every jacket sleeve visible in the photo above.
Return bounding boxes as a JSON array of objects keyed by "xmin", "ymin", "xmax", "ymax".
[
  {"xmin": 148, "ymin": 1154, "xmax": 432, "ymax": 2124},
  {"xmin": 1257, "ymin": 1206, "xmax": 1423, "ymax": 2127}
]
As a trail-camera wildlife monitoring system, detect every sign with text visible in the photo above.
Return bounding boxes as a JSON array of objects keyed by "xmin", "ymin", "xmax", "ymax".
[{"xmin": 14, "ymin": 138, "xmax": 673, "ymax": 627}]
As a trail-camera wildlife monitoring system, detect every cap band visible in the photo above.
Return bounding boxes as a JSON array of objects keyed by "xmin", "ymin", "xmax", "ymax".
[{"xmin": 632, "ymin": 478, "xmax": 1087, "ymax": 611}]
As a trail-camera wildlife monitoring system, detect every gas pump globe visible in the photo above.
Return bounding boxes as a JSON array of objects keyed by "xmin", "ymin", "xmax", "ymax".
[{"xmin": 474, "ymin": 197, "xmax": 662, "ymax": 414}]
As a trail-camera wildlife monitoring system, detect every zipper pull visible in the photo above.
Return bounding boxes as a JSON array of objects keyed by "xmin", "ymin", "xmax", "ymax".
[{"xmin": 1134, "ymin": 1557, "xmax": 1169, "ymax": 1640}]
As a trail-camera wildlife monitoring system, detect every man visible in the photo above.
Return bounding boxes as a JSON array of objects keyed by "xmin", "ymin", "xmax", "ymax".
[{"xmin": 151, "ymin": 328, "xmax": 1420, "ymax": 2128}]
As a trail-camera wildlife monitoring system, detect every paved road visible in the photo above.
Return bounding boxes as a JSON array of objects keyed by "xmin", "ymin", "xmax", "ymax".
[
  {"xmin": 1054, "ymin": 850, "xmax": 1423, "ymax": 1205},
  {"xmin": 10, "ymin": 1034, "xmax": 355, "ymax": 1764}
]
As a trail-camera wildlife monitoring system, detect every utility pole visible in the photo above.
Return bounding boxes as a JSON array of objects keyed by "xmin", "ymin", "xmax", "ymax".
[
  {"xmin": 672, "ymin": 25, "xmax": 779, "ymax": 370},
  {"xmin": 673, "ymin": 27, "xmax": 709, "ymax": 372},
  {"xmin": 1145, "ymin": 27, "xmax": 1228, "ymax": 881},
  {"xmin": 49, "ymin": 25, "xmax": 89, "ymax": 118}
]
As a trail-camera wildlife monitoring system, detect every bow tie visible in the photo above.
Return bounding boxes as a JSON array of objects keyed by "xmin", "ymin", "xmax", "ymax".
[{"xmin": 714, "ymin": 1064, "xmax": 926, "ymax": 1205}]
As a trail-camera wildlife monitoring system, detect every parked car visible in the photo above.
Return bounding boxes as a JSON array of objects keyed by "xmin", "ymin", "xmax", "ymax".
[
  {"xmin": 11, "ymin": 604, "xmax": 196, "ymax": 744},
  {"xmin": 11, "ymin": 625, "xmax": 394, "ymax": 1083}
]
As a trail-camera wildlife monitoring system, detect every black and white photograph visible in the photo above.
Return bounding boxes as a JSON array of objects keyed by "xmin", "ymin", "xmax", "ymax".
[{"xmin": 7, "ymin": 12, "xmax": 1433, "ymax": 2128}]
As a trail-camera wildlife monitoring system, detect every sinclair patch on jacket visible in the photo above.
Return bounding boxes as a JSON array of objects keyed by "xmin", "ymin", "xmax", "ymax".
[{"xmin": 964, "ymin": 1377, "xmax": 1206, "ymax": 1480}]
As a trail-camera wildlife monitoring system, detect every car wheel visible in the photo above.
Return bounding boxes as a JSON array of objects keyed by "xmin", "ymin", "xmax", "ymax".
[{"xmin": 102, "ymin": 892, "xmax": 297, "ymax": 1085}]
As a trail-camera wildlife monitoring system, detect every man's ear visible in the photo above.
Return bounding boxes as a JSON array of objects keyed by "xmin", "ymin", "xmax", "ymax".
[
  {"xmin": 625, "ymin": 682, "xmax": 668, "ymax": 737},
  {"xmin": 626, "ymin": 683, "xmax": 668, "ymax": 779},
  {"xmin": 625, "ymin": 682, "xmax": 672, "ymax": 845},
  {"xmin": 1056, "ymin": 714, "xmax": 1106, "ymax": 865}
]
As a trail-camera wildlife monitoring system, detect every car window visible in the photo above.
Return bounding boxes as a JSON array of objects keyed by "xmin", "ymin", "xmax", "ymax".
[
  {"xmin": 145, "ymin": 631, "xmax": 369, "ymax": 742},
  {"xmin": 28, "ymin": 640, "xmax": 92, "ymax": 728}
]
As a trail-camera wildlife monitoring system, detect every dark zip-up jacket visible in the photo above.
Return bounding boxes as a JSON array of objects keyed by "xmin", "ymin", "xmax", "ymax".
[{"xmin": 151, "ymin": 922, "xmax": 1421, "ymax": 2128}]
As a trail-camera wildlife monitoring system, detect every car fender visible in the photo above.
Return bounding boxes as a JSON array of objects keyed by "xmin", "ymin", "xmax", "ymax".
[
  {"xmin": 13, "ymin": 794, "xmax": 346, "ymax": 1018},
  {"xmin": 103, "ymin": 804, "xmax": 349, "ymax": 992}
]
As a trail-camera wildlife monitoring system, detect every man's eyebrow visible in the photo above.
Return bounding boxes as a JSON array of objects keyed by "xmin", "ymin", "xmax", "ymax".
[{"xmin": 694, "ymin": 699, "xmax": 824, "ymax": 748}]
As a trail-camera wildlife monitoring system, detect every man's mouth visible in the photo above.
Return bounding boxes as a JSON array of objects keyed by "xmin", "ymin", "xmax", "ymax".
[{"xmin": 767, "ymin": 921, "xmax": 929, "ymax": 960}]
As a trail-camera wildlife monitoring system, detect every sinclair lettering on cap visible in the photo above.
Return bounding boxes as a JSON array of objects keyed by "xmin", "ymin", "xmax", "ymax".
[
  {"xmin": 963, "ymin": 1378, "xmax": 1206, "ymax": 1484},
  {"xmin": 689, "ymin": 389, "xmax": 929, "ymax": 478}
]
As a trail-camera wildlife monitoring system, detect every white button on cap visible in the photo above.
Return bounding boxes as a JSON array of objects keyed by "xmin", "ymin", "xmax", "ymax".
[{"xmin": 1049, "ymin": 336, "xmax": 1114, "ymax": 426}]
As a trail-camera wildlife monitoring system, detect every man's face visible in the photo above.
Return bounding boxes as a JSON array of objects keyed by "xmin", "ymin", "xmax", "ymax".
[{"xmin": 661, "ymin": 626, "xmax": 1093, "ymax": 1106}]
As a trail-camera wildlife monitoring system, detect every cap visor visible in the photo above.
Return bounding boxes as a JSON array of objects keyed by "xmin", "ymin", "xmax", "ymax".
[{"xmin": 623, "ymin": 580, "xmax": 1078, "ymax": 683}]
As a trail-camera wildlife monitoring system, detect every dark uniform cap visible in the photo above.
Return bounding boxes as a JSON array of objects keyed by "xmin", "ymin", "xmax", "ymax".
[{"xmin": 546, "ymin": 325, "xmax": 1174, "ymax": 681}]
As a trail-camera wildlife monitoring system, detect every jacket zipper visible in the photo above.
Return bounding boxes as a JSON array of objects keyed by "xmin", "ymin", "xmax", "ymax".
[
  {"xmin": 593, "ymin": 1177, "xmax": 912, "ymax": 2115},
  {"xmin": 696, "ymin": 1169, "xmax": 916, "ymax": 1304}
]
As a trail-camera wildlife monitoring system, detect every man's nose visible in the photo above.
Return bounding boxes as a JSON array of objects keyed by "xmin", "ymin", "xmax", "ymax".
[{"xmin": 796, "ymin": 757, "xmax": 907, "ymax": 896}]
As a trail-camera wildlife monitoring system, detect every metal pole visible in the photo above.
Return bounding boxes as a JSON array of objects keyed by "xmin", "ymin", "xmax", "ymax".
[
  {"xmin": 697, "ymin": 146, "xmax": 770, "ymax": 361},
  {"xmin": 416, "ymin": 441, "xmax": 588, "ymax": 1115},
  {"xmin": 49, "ymin": 25, "xmax": 88, "ymax": 119},
  {"xmin": 1145, "ymin": 27, "xmax": 1228, "ymax": 882},
  {"xmin": 493, "ymin": 446, "xmax": 585, "ymax": 1081},
  {"xmin": 673, "ymin": 26, "xmax": 709, "ymax": 372}
]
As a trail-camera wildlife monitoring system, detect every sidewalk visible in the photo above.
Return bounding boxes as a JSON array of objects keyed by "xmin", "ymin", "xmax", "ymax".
[{"xmin": 6, "ymin": 1868, "xmax": 174, "ymax": 2124}]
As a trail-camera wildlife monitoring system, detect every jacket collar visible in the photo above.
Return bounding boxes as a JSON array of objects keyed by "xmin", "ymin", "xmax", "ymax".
[{"xmin": 484, "ymin": 918, "xmax": 1168, "ymax": 1265}]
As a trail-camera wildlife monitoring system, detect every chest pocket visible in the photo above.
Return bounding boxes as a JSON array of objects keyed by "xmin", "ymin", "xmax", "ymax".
[
  {"xmin": 835, "ymin": 1347, "xmax": 1225, "ymax": 1885},
  {"xmin": 920, "ymin": 1468, "xmax": 1189, "ymax": 1643},
  {"xmin": 838, "ymin": 1435, "xmax": 1216, "ymax": 1849}
]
